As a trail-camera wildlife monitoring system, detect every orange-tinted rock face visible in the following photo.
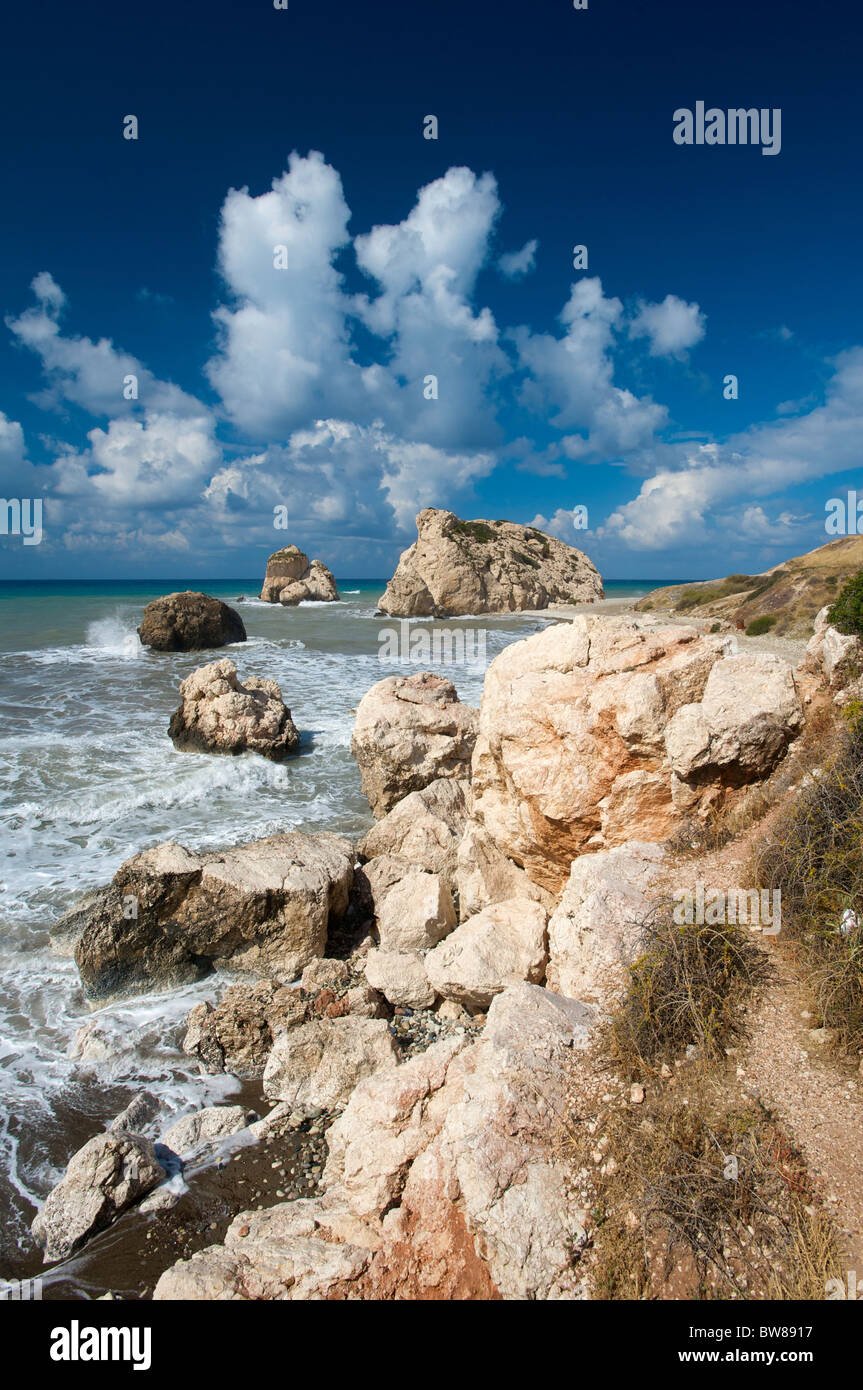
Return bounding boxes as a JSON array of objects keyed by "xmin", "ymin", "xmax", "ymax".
[{"xmin": 470, "ymin": 618, "xmax": 802, "ymax": 893}]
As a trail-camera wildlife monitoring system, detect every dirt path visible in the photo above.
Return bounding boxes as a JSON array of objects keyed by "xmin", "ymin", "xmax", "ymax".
[
  {"xmin": 657, "ymin": 803, "xmax": 863, "ymax": 1278},
  {"xmin": 738, "ymin": 969, "xmax": 863, "ymax": 1272}
]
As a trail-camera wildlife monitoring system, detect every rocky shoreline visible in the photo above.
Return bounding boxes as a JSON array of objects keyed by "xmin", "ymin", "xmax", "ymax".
[{"xmin": 22, "ymin": 593, "xmax": 858, "ymax": 1299}]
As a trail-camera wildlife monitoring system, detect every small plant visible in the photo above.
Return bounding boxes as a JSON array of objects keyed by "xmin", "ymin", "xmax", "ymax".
[
  {"xmin": 828, "ymin": 569, "xmax": 863, "ymax": 637},
  {"xmin": 746, "ymin": 615, "xmax": 777, "ymax": 636},
  {"xmin": 607, "ymin": 906, "xmax": 774, "ymax": 1077}
]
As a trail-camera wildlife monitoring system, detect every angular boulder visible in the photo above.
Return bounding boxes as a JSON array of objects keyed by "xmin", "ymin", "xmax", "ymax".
[
  {"xmin": 802, "ymin": 605, "xmax": 859, "ymax": 689},
  {"xmin": 261, "ymin": 546, "xmax": 339, "ymax": 605},
  {"xmin": 262, "ymin": 1016, "xmax": 400, "ymax": 1111},
  {"xmin": 471, "ymin": 618, "xmax": 802, "ymax": 893},
  {"xmin": 378, "ymin": 508, "xmax": 603, "ymax": 618},
  {"xmin": 547, "ymin": 841, "xmax": 665, "ymax": 1005},
  {"xmin": 361, "ymin": 854, "xmax": 456, "ymax": 951},
  {"xmin": 352, "ymin": 671, "xmax": 477, "ymax": 818},
  {"xmin": 31, "ymin": 1131, "xmax": 166, "ymax": 1262},
  {"xmin": 138, "ymin": 591, "xmax": 246, "ymax": 651},
  {"xmin": 424, "ymin": 898, "xmax": 549, "ymax": 1011},
  {"xmin": 358, "ymin": 777, "xmax": 469, "ymax": 886},
  {"xmin": 456, "ymin": 823, "xmax": 554, "ymax": 921},
  {"xmin": 363, "ymin": 948, "xmax": 436, "ymax": 1010},
  {"xmin": 168, "ymin": 658, "xmax": 300, "ymax": 760},
  {"xmin": 665, "ymin": 652, "xmax": 804, "ymax": 792},
  {"xmin": 183, "ymin": 981, "xmax": 310, "ymax": 1076},
  {"xmin": 65, "ymin": 832, "xmax": 354, "ymax": 1002},
  {"xmin": 162, "ymin": 1105, "xmax": 257, "ymax": 1158}
]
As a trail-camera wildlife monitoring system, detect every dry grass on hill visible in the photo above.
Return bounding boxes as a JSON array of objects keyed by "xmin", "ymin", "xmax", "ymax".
[{"xmin": 636, "ymin": 535, "xmax": 863, "ymax": 637}]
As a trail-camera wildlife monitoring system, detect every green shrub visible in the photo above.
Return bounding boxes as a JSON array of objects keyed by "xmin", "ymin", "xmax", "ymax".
[
  {"xmin": 746, "ymin": 615, "xmax": 778, "ymax": 636},
  {"xmin": 828, "ymin": 570, "xmax": 863, "ymax": 637},
  {"xmin": 451, "ymin": 520, "xmax": 496, "ymax": 544}
]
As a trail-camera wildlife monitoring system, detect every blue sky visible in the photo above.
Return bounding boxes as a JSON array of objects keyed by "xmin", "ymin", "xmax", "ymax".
[{"xmin": 1, "ymin": 0, "xmax": 861, "ymax": 580}]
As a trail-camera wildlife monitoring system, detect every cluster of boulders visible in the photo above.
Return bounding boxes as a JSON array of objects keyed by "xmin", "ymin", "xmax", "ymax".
[
  {"xmin": 39, "ymin": 609, "xmax": 834, "ymax": 1296},
  {"xmin": 154, "ymin": 984, "xmax": 595, "ymax": 1301},
  {"xmin": 261, "ymin": 546, "xmax": 339, "ymax": 605},
  {"xmin": 31, "ymin": 1095, "xmax": 259, "ymax": 1262},
  {"xmin": 378, "ymin": 508, "xmax": 603, "ymax": 617}
]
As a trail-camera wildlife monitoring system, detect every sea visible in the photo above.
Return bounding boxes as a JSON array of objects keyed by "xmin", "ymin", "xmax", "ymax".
[{"xmin": 0, "ymin": 576, "xmax": 652, "ymax": 1290}]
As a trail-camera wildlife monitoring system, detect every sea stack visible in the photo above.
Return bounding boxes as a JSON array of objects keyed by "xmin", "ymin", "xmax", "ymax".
[
  {"xmin": 261, "ymin": 546, "xmax": 339, "ymax": 605},
  {"xmin": 377, "ymin": 509, "xmax": 603, "ymax": 618}
]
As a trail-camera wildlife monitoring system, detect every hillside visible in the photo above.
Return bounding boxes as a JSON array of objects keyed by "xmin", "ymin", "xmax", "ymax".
[{"xmin": 636, "ymin": 536, "xmax": 863, "ymax": 636}]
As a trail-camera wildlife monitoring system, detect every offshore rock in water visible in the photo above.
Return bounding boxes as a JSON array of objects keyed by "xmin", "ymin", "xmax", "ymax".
[
  {"xmin": 260, "ymin": 546, "xmax": 339, "ymax": 605},
  {"xmin": 377, "ymin": 508, "xmax": 603, "ymax": 618},
  {"xmin": 168, "ymin": 658, "xmax": 300, "ymax": 760},
  {"xmin": 137, "ymin": 590, "xmax": 247, "ymax": 651},
  {"xmin": 53, "ymin": 832, "xmax": 355, "ymax": 1003}
]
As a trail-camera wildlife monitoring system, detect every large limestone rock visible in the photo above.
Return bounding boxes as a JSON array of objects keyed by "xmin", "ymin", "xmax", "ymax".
[
  {"xmin": 138, "ymin": 591, "xmax": 246, "ymax": 651},
  {"xmin": 262, "ymin": 1016, "xmax": 400, "ymax": 1111},
  {"xmin": 802, "ymin": 605, "xmax": 859, "ymax": 689},
  {"xmin": 352, "ymin": 672, "xmax": 478, "ymax": 817},
  {"xmin": 665, "ymin": 652, "xmax": 804, "ymax": 792},
  {"xmin": 168, "ymin": 658, "xmax": 300, "ymax": 760},
  {"xmin": 471, "ymin": 618, "xmax": 802, "ymax": 893},
  {"xmin": 547, "ymin": 841, "xmax": 665, "ymax": 1005},
  {"xmin": 62, "ymin": 832, "xmax": 354, "ymax": 1002},
  {"xmin": 378, "ymin": 509, "xmax": 603, "ymax": 617},
  {"xmin": 424, "ymin": 898, "xmax": 548, "ymax": 1011},
  {"xmin": 155, "ymin": 984, "xmax": 595, "ymax": 1301},
  {"xmin": 358, "ymin": 778, "xmax": 469, "ymax": 886},
  {"xmin": 31, "ymin": 1132, "xmax": 166, "ymax": 1262},
  {"xmin": 261, "ymin": 547, "xmax": 339, "ymax": 605},
  {"xmin": 361, "ymin": 855, "xmax": 456, "ymax": 951}
]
